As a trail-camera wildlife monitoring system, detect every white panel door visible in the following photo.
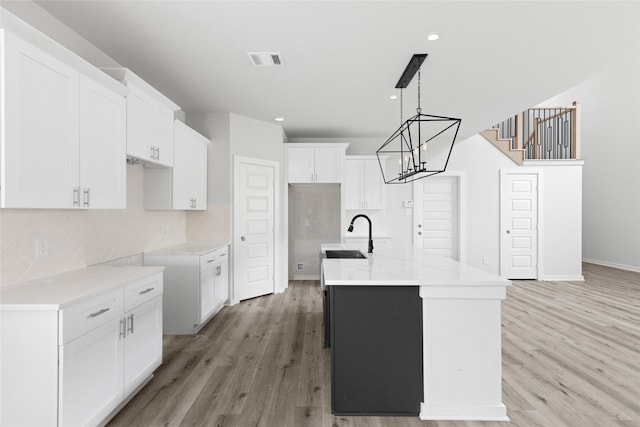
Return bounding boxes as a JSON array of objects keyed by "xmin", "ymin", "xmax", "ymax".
[
  {"xmin": 413, "ymin": 176, "xmax": 459, "ymax": 259},
  {"xmin": 79, "ymin": 75, "xmax": 126, "ymax": 209},
  {"xmin": 2, "ymin": 31, "xmax": 79, "ymax": 208},
  {"xmin": 235, "ymin": 160, "xmax": 275, "ymax": 301},
  {"xmin": 500, "ymin": 172, "xmax": 538, "ymax": 279}
]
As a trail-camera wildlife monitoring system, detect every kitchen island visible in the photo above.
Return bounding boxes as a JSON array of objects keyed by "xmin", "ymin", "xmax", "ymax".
[{"xmin": 321, "ymin": 244, "xmax": 510, "ymax": 421}]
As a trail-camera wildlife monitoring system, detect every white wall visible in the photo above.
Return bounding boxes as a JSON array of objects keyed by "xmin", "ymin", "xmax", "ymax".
[
  {"xmin": 1, "ymin": 2, "xmax": 119, "ymax": 68},
  {"xmin": 185, "ymin": 113, "xmax": 287, "ymax": 290},
  {"xmin": 535, "ymin": 162, "xmax": 584, "ymax": 280},
  {"xmin": 538, "ymin": 57, "xmax": 640, "ymax": 272}
]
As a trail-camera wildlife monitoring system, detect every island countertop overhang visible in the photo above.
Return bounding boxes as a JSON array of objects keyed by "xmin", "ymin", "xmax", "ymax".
[{"xmin": 321, "ymin": 243, "xmax": 510, "ymax": 291}]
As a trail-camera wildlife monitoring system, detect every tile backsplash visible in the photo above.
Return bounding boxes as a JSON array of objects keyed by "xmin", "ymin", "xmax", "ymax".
[{"xmin": 0, "ymin": 164, "xmax": 186, "ymax": 288}]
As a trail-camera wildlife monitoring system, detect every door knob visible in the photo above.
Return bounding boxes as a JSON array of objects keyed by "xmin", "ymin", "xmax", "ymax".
[
  {"xmin": 506, "ymin": 230, "xmax": 511, "ymax": 234},
  {"xmin": 241, "ymin": 236, "xmax": 246, "ymax": 241},
  {"xmin": 418, "ymin": 232, "xmax": 422, "ymax": 236}
]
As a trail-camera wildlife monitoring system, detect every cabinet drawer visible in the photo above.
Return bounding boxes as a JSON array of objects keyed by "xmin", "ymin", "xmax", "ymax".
[
  {"xmin": 124, "ymin": 273, "xmax": 163, "ymax": 312},
  {"xmin": 200, "ymin": 252, "xmax": 217, "ymax": 271},
  {"xmin": 60, "ymin": 288, "xmax": 123, "ymax": 345},
  {"xmin": 215, "ymin": 247, "xmax": 228, "ymax": 259}
]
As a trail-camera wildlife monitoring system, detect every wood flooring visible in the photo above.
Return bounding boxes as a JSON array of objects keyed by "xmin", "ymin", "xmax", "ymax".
[{"xmin": 108, "ymin": 263, "xmax": 640, "ymax": 427}]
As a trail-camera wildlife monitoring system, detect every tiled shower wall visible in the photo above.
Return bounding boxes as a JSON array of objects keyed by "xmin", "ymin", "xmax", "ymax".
[
  {"xmin": 0, "ymin": 164, "xmax": 186, "ymax": 288},
  {"xmin": 288, "ymin": 184, "xmax": 341, "ymax": 279}
]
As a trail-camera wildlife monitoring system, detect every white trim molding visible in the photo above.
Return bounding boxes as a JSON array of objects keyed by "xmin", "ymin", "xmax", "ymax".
[
  {"xmin": 420, "ymin": 402, "xmax": 509, "ymax": 421},
  {"xmin": 583, "ymin": 258, "xmax": 640, "ymax": 274}
]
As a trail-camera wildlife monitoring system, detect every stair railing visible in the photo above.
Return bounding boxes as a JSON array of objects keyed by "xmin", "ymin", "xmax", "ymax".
[{"xmin": 492, "ymin": 101, "xmax": 580, "ymax": 160}]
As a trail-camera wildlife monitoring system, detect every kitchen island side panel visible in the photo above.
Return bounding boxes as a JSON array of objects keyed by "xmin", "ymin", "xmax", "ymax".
[{"xmin": 330, "ymin": 285, "xmax": 423, "ymax": 416}]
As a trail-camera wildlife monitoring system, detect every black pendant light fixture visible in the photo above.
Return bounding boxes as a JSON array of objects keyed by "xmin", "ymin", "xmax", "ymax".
[{"xmin": 376, "ymin": 54, "xmax": 462, "ymax": 184}]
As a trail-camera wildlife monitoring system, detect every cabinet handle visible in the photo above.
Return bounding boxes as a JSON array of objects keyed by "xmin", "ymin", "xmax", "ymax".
[
  {"xmin": 127, "ymin": 313, "xmax": 134, "ymax": 334},
  {"xmin": 119, "ymin": 318, "xmax": 126, "ymax": 339},
  {"xmin": 139, "ymin": 287, "xmax": 155, "ymax": 295},
  {"xmin": 207, "ymin": 259, "xmax": 215, "ymax": 263},
  {"xmin": 220, "ymin": 253, "xmax": 226, "ymax": 257},
  {"xmin": 83, "ymin": 188, "xmax": 90, "ymax": 207},
  {"xmin": 150, "ymin": 146, "xmax": 156, "ymax": 159},
  {"xmin": 216, "ymin": 266, "xmax": 221, "ymax": 276},
  {"xmin": 88, "ymin": 307, "xmax": 109, "ymax": 318},
  {"xmin": 73, "ymin": 187, "xmax": 80, "ymax": 207}
]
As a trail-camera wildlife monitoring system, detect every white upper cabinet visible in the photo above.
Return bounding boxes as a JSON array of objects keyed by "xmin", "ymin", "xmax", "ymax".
[
  {"xmin": 145, "ymin": 120, "xmax": 210, "ymax": 210},
  {"xmin": 79, "ymin": 75, "xmax": 126, "ymax": 209},
  {"xmin": 102, "ymin": 68, "xmax": 180, "ymax": 167},
  {"xmin": 0, "ymin": 29, "xmax": 127, "ymax": 209},
  {"xmin": 286, "ymin": 143, "xmax": 348, "ymax": 183},
  {"xmin": 343, "ymin": 156, "xmax": 386, "ymax": 210}
]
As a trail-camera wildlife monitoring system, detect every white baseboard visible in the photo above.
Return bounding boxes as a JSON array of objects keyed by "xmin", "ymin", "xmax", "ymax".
[
  {"xmin": 583, "ymin": 258, "xmax": 640, "ymax": 273},
  {"xmin": 539, "ymin": 275, "xmax": 585, "ymax": 282},
  {"xmin": 292, "ymin": 274, "xmax": 320, "ymax": 281},
  {"xmin": 420, "ymin": 402, "xmax": 509, "ymax": 421}
]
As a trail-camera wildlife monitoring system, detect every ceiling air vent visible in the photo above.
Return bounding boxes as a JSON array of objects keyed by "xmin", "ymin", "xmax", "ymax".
[{"xmin": 248, "ymin": 52, "xmax": 285, "ymax": 67}]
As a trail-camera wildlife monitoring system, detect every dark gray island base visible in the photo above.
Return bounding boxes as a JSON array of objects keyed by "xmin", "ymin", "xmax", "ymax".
[{"xmin": 330, "ymin": 285, "xmax": 423, "ymax": 416}]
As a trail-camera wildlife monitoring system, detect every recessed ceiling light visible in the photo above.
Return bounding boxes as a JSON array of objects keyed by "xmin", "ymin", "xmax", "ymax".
[
  {"xmin": 427, "ymin": 33, "xmax": 440, "ymax": 41},
  {"xmin": 274, "ymin": 117, "xmax": 285, "ymax": 122},
  {"xmin": 389, "ymin": 95, "xmax": 398, "ymax": 100}
]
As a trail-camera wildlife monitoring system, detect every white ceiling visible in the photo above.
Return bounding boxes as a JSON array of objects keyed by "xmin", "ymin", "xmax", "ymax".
[{"xmin": 26, "ymin": 1, "xmax": 640, "ymax": 139}]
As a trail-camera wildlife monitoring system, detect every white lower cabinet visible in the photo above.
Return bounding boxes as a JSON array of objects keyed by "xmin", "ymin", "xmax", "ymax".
[
  {"xmin": 60, "ymin": 318, "xmax": 124, "ymax": 427},
  {"xmin": 123, "ymin": 296, "xmax": 163, "ymax": 396},
  {"xmin": 144, "ymin": 244, "xmax": 229, "ymax": 334},
  {"xmin": 0, "ymin": 268, "xmax": 163, "ymax": 427}
]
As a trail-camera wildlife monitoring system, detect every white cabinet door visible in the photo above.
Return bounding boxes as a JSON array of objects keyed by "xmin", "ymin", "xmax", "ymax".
[
  {"xmin": 192, "ymin": 132, "xmax": 208, "ymax": 210},
  {"xmin": 79, "ymin": 75, "xmax": 126, "ymax": 209},
  {"xmin": 199, "ymin": 264, "xmax": 216, "ymax": 323},
  {"xmin": 1, "ymin": 31, "xmax": 80, "ymax": 208},
  {"xmin": 125, "ymin": 85, "xmax": 154, "ymax": 162},
  {"xmin": 343, "ymin": 158, "xmax": 384, "ymax": 210},
  {"xmin": 363, "ymin": 159, "xmax": 384, "ymax": 209},
  {"xmin": 172, "ymin": 121, "xmax": 208, "ymax": 210},
  {"xmin": 213, "ymin": 250, "xmax": 229, "ymax": 308},
  {"xmin": 59, "ymin": 318, "xmax": 124, "ymax": 427},
  {"xmin": 172, "ymin": 123, "xmax": 193, "ymax": 210},
  {"xmin": 123, "ymin": 296, "xmax": 163, "ymax": 396},
  {"xmin": 287, "ymin": 147, "xmax": 315, "ymax": 183},
  {"xmin": 314, "ymin": 147, "xmax": 342, "ymax": 183},
  {"xmin": 153, "ymin": 103, "xmax": 174, "ymax": 167},
  {"xmin": 343, "ymin": 159, "xmax": 364, "ymax": 209}
]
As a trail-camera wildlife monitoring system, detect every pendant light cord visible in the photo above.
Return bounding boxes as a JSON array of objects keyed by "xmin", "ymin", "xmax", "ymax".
[
  {"xmin": 400, "ymin": 88, "xmax": 404, "ymax": 125},
  {"xmin": 417, "ymin": 69, "xmax": 421, "ymax": 114}
]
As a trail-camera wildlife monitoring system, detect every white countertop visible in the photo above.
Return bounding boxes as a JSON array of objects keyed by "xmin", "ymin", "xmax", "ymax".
[
  {"xmin": 144, "ymin": 242, "xmax": 229, "ymax": 256},
  {"xmin": 321, "ymin": 244, "xmax": 510, "ymax": 287},
  {"xmin": 0, "ymin": 266, "xmax": 165, "ymax": 310}
]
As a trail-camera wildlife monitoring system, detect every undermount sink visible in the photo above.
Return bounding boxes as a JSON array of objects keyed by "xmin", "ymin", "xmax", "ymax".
[{"xmin": 325, "ymin": 250, "xmax": 367, "ymax": 259}]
